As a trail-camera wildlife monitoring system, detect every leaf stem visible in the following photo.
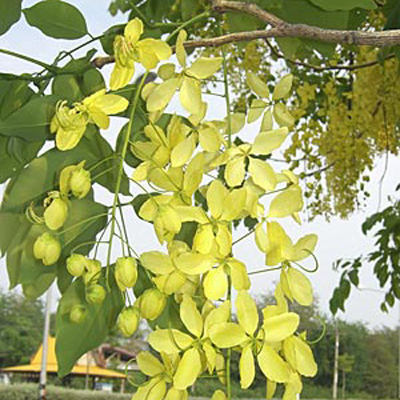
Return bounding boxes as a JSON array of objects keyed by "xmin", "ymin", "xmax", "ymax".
[
  {"xmin": 166, "ymin": 11, "xmax": 210, "ymax": 43},
  {"xmin": 0, "ymin": 48, "xmax": 58, "ymax": 72},
  {"xmin": 106, "ymin": 72, "xmax": 148, "ymax": 272}
]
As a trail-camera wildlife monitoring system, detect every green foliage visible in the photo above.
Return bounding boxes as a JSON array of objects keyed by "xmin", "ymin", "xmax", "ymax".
[
  {"xmin": 23, "ymin": 0, "xmax": 88, "ymax": 40},
  {"xmin": 331, "ymin": 196, "xmax": 400, "ymax": 314},
  {"xmin": 308, "ymin": 0, "xmax": 377, "ymax": 11},
  {"xmin": 0, "ymin": 0, "xmax": 22, "ymax": 36},
  {"xmin": 0, "ymin": 290, "xmax": 44, "ymax": 367},
  {"xmin": 56, "ymin": 271, "xmax": 124, "ymax": 377},
  {"xmin": 0, "ymin": 96, "xmax": 58, "ymax": 141},
  {"xmin": 0, "ymin": 384, "xmax": 130, "ymax": 400}
]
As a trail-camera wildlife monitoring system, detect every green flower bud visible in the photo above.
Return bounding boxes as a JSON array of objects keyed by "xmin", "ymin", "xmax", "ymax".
[
  {"xmin": 70, "ymin": 305, "xmax": 87, "ymax": 324},
  {"xmin": 86, "ymin": 284, "xmax": 106, "ymax": 305},
  {"xmin": 70, "ymin": 167, "xmax": 91, "ymax": 199},
  {"xmin": 115, "ymin": 257, "xmax": 138, "ymax": 291},
  {"xmin": 139, "ymin": 288, "xmax": 166, "ymax": 320},
  {"xmin": 83, "ymin": 259, "xmax": 102, "ymax": 286},
  {"xmin": 33, "ymin": 232, "xmax": 61, "ymax": 266},
  {"xmin": 117, "ymin": 306, "xmax": 140, "ymax": 337},
  {"xmin": 44, "ymin": 198, "xmax": 68, "ymax": 230},
  {"xmin": 66, "ymin": 254, "xmax": 86, "ymax": 277}
]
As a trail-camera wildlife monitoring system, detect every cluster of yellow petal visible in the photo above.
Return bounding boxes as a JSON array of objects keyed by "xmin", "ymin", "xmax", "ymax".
[
  {"xmin": 46, "ymin": 18, "xmax": 320, "ymax": 400},
  {"xmin": 124, "ymin": 41, "xmax": 319, "ymax": 399}
]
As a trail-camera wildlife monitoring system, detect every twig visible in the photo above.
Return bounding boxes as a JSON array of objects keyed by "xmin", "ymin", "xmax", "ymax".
[{"xmin": 265, "ymin": 40, "xmax": 396, "ymax": 72}]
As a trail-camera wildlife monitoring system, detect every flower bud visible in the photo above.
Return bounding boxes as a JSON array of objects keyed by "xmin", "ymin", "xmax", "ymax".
[
  {"xmin": 66, "ymin": 254, "xmax": 86, "ymax": 277},
  {"xmin": 139, "ymin": 288, "xmax": 166, "ymax": 320},
  {"xmin": 115, "ymin": 257, "xmax": 138, "ymax": 291},
  {"xmin": 83, "ymin": 259, "xmax": 102, "ymax": 286},
  {"xmin": 70, "ymin": 305, "xmax": 87, "ymax": 324},
  {"xmin": 70, "ymin": 167, "xmax": 91, "ymax": 199},
  {"xmin": 86, "ymin": 284, "xmax": 106, "ymax": 305},
  {"xmin": 117, "ymin": 306, "xmax": 140, "ymax": 337},
  {"xmin": 44, "ymin": 198, "xmax": 68, "ymax": 230},
  {"xmin": 33, "ymin": 232, "xmax": 61, "ymax": 266}
]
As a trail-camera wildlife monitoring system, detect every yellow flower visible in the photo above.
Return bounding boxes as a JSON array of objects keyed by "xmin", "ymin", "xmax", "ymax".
[
  {"xmin": 110, "ymin": 18, "xmax": 171, "ymax": 90},
  {"xmin": 50, "ymin": 90, "xmax": 129, "ymax": 151},
  {"xmin": 256, "ymin": 221, "xmax": 317, "ymax": 267},
  {"xmin": 140, "ymin": 241, "xmax": 214, "ymax": 295},
  {"xmin": 33, "ymin": 232, "xmax": 61, "ymax": 266},
  {"xmin": 223, "ymin": 127, "xmax": 290, "ymax": 191},
  {"xmin": 209, "ymin": 290, "xmax": 299, "ymax": 388},
  {"xmin": 132, "ymin": 352, "xmax": 188, "ymax": 400},
  {"xmin": 117, "ymin": 306, "xmax": 140, "ymax": 337},
  {"xmin": 146, "ymin": 30, "xmax": 222, "ymax": 115},
  {"xmin": 50, "ymin": 101, "xmax": 87, "ymax": 151},
  {"xmin": 148, "ymin": 297, "xmax": 231, "ymax": 389},
  {"xmin": 246, "ymin": 72, "xmax": 295, "ymax": 128},
  {"xmin": 138, "ymin": 288, "xmax": 167, "ymax": 320},
  {"xmin": 43, "ymin": 197, "xmax": 68, "ymax": 231},
  {"xmin": 115, "ymin": 256, "xmax": 138, "ymax": 291}
]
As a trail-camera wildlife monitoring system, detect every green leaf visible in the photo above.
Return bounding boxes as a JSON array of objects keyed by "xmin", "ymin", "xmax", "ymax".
[
  {"xmin": 0, "ymin": 80, "xmax": 34, "ymax": 119},
  {"xmin": 383, "ymin": 0, "xmax": 400, "ymax": 30},
  {"xmin": 308, "ymin": 0, "xmax": 377, "ymax": 11},
  {"xmin": 56, "ymin": 273, "xmax": 124, "ymax": 377},
  {"xmin": 181, "ymin": 0, "xmax": 199, "ymax": 20},
  {"xmin": 52, "ymin": 69, "xmax": 105, "ymax": 103},
  {"xmin": 23, "ymin": 0, "xmax": 88, "ymax": 40},
  {"xmin": 261, "ymin": 0, "xmax": 349, "ymax": 58},
  {"xmin": 58, "ymin": 199, "xmax": 107, "ymax": 257},
  {"xmin": 100, "ymin": 24, "xmax": 124, "ymax": 55},
  {"xmin": 0, "ymin": 95, "xmax": 58, "ymax": 141},
  {"xmin": 227, "ymin": 12, "xmax": 263, "ymax": 33},
  {"xmin": 0, "ymin": 212, "xmax": 23, "ymax": 256},
  {"xmin": 0, "ymin": 135, "xmax": 44, "ymax": 183},
  {"xmin": 144, "ymin": 0, "xmax": 175, "ymax": 22},
  {"xmin": 0, "ymin": 0, "xmax": 22, "ymax": 35}
]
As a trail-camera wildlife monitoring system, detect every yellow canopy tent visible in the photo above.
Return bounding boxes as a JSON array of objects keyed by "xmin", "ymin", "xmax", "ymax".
[{"xmin": 0, "ymin": 337, "xmax": 126, "ymax": 380}]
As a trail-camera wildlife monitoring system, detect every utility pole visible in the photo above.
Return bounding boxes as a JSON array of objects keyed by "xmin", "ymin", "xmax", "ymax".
[
  {"xmin": 333, "ymin": 320, "xmax": 340, "ymax": 400},
  {"xmin": 398, "ymin": 304, "xmax": 400, "ymax": 400},
  {"xmin": 39, "ymin": 286, "xmax": 52, "ymax": 400}
]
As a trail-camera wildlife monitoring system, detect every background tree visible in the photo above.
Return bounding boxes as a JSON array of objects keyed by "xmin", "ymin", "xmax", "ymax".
[{"xmin": 0, "ymin": 290, "xmax": 44, "ymax": 367}]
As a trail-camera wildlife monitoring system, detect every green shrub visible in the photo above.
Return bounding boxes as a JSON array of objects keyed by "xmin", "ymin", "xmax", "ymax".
[{"xmin": 0, "ymin": 384, "xmax": 131, "ymax": 400}]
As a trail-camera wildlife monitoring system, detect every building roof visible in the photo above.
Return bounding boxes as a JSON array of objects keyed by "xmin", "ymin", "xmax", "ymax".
[{"xmin": 0, "ymin": 337, "xmax": 126, "ymax": 379}]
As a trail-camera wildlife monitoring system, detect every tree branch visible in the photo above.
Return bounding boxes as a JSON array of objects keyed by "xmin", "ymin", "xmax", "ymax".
[
  {"xmin": 265, "ymin": 40, "xmax": 396, "ymax": 72},
  {"xmin": 92, "ymin": 0, "xmax": 400, "ymax": 69}
]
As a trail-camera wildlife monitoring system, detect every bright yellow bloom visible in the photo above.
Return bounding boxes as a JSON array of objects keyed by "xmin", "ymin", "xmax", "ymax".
[
  {"xmin": 50, "ymin": 89, "xmax": 129, "ymax": 150},
  {"xmin": 246, "ymin": 72, "xmax": 295, "ymax": 128},
  {"xmin": 110, "ymin": 18, "xmax": 171, "ymax": 90},
  {"xmin": 146, "ymin": 30, "xmax": 222, "ymax": 115},
  {"xmin": 255, "ymin": 221, "xmax": 318, "ymax": 266},
  {"xmin": 148, "ymin": 298, "xmax": 231, "ymax": 387},
  {"xmin": 140, "ymin": 241, "xmax": 214, "ymax": 295},
  {"xmin": 210, "ymin": 290, "xmax": 299, "ymax": 389},
  {"xmin": 223, "ymin": 128, "xmax": 289, "ymax": 191},
  {"xmin": 132, "ymin": 351, "xmax": 188, "ymax": 400}
]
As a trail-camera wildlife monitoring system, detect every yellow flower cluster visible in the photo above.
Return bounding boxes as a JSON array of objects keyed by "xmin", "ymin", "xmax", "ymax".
[{"xmin": 44, "ymin": 18, "xmax": 320, "ymax": 400}]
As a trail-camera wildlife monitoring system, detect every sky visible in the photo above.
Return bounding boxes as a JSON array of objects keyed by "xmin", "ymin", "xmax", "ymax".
[{"xmin": 1, "ymin": 0, "xmax": 400, "ymax": 330}]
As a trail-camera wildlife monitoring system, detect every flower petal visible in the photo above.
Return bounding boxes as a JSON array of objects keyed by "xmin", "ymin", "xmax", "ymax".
[
  {"xmin": 236, "ymin": 290, "xmax": 259, "ymax": 335},
  {"xmin": 209, "ymin": 322, "xmax": 247, "ymax": 348},
  {"xmin": 180, "ymin": 294, "xmax": 203, "ymax": 338},
  {"xmin": 173, "ymin": 348, "xmax": 202, "ymax": 390},
  {"xmin": 257, "ymin": 344, "xmax": 291, "ymax": 383},
  {"xmin": 240, "ymin": 345, "xmax": 255, "ymax": 389}
]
